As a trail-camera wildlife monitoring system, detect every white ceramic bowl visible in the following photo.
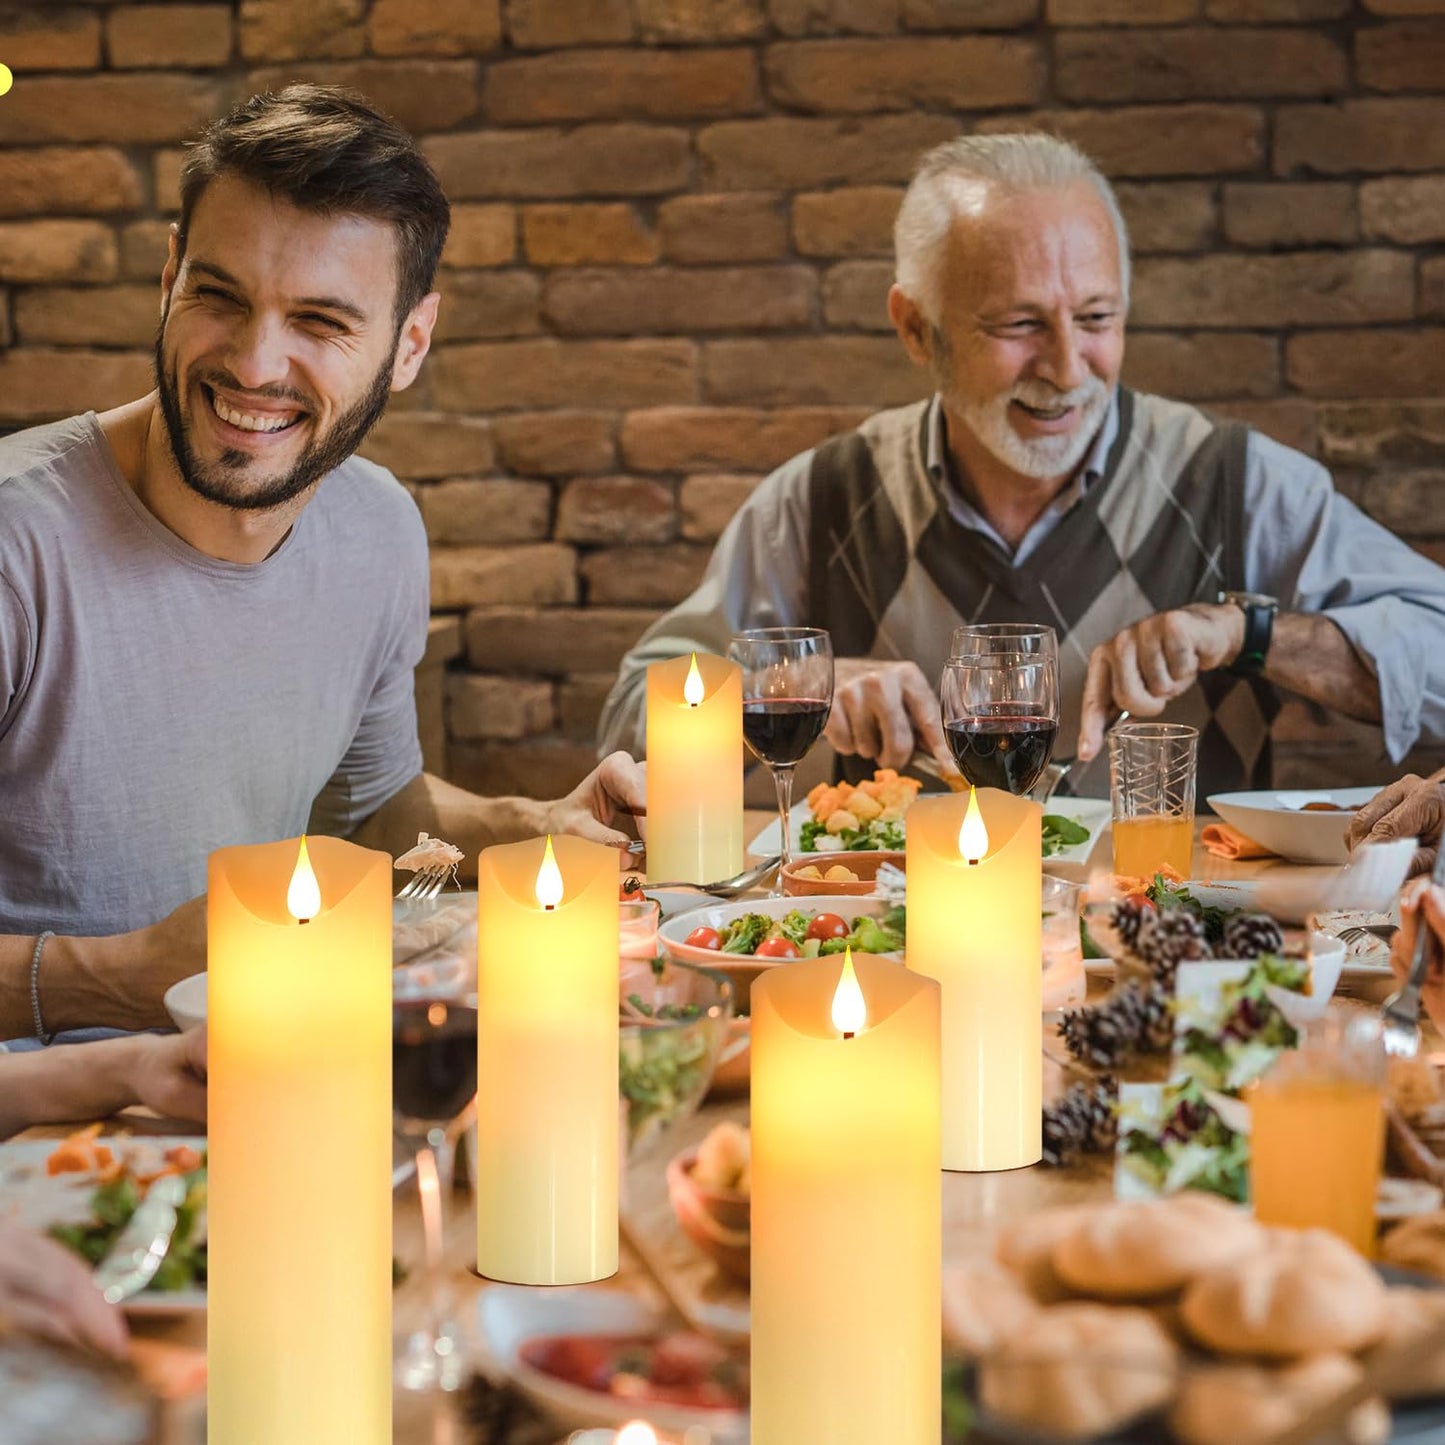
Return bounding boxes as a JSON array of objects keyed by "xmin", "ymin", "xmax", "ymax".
[
  {"xmin": 1207, "ymin": 787, "xmax": 1380, "ymax": 865},
  {"xmin": 163, "ymin": 972, "xmax": 207, "ymax": 1031}
]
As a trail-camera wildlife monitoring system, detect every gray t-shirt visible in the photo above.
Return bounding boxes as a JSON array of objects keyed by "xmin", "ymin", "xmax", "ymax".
[{"xmin": 0, "ymin": 413, "xmax": 429, "ymax": 937}]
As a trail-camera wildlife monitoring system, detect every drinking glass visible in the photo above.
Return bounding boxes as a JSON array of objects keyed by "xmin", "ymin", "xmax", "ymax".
[
  {"xmin": 1041, "ymin": 875, "xmax": 1087, "ymax": 1012},
  {"xmin": 1249, "ymin": 1005, "xmax": 1386, "ymax": 1255},
  {"xmin": 941, "ymin": 624, "xmax": 1059, "ymax": 796},
  {"xmin": 393, "ymin": 997, "xmax": 480, "ymax": 1391},
  {"xmin": 1107, "ymin": 722, "xmax": 1198, "ymax": 881}
]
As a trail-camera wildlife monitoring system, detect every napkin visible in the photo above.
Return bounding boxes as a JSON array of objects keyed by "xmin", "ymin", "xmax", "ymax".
[{"xmin": 1200, "ymin": 821, "xmax": 1277, "ymax": 861}]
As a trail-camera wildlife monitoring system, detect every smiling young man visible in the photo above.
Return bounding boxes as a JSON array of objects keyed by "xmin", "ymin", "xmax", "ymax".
[
  {"xmin": 0, "ymin": 87, "xmax": 644, "ymax": 1042},
  {"xmin": 598, "ymin": 132, "xmax": 1445, "ymax": 797}
]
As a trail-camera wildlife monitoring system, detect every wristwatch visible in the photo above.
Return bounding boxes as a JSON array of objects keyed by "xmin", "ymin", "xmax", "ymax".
[{"xmin": 1217, "ymin": 590, "xmax": 1278, "ymax": 675}]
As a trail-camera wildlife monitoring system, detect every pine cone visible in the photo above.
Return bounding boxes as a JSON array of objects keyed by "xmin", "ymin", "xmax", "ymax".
[
  {"xmin": 1222, "ymin": 912, "xmax": 1285, "ymax": 960},
  {"xmin": 1135, "ymin": 908, "xmax": 1212, "ymax": 985},
  {"xmin": 1060, "ymin": 982, "xmax": 1173, "ymax": 1069},
  {"xmin": 1113, "ymin": 895, "xmax": 1153, "ymax": 950},
  {"xmin": 1042, "ymin": 1075, "xmax": 1119, "ymax": 1166}
]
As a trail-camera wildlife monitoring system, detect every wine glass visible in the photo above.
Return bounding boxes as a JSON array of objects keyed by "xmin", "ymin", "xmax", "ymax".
[
  {"xmin": 727, "ymin": 627, "xmax": 834, "ymax": 881},
  {"xmin": 392, "ymin": 996, "xmax": 479, "ymax": 1392},
  {"xmin": 942, "ymin": 624, "xmax": 1059, "ymax": 796}
]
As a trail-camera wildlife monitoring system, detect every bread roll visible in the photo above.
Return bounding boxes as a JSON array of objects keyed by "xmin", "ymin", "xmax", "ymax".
[
  {"xmin": 940, "ymin": 1259, "xmax": 1037, "ymax": 1359},
  {"xmin": 1380, "ymin": 1211, "xmax": 1445, "ymax": 1282},
  {"xmin": 1366, "ymin": 1286, "xmax": 1445, "ymax": 1400},
  {"xmin": 995, "ymin": 1202, "xmax": 1098, "ymax": 1302}
]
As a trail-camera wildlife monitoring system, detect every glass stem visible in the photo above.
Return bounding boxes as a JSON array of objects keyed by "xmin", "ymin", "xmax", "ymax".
[{"xmin": 773, "ymin": 763, "xmax": 797, "ymax": 878}]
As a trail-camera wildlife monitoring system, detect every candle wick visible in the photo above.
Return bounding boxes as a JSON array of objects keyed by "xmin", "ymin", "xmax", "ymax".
[
  {"xmin": 298, "ymin": 917, "xmax": 311, "ymax": 926},
  {"xmin": 843, "ymin": 1030, "xmax": 855, "ymax": 1041},
  {"xmin": 543, "ymin": 903, "xmax": 556, "ymax": 912},
  {"xmin": 966, "ymin": 858, "xmax": 980, "ymax": 868}
]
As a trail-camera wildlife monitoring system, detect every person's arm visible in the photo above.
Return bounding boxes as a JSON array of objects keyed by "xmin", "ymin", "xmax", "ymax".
[
  {"xmin": 0, "ymin": 1221, "xmax": 129, "ymax": 1359},
  {"xmin": 1389, "ymin": 877, "xmax": 1445, "ymax": 1029},
  {"xmin": 1349, "ymin": 772, "xmax": 1445, "ymax": 876}
]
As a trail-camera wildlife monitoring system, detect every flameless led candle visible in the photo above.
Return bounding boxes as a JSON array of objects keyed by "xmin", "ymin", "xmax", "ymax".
[
  {"xmin": 751, "ymin": 951, "xmax": 941, "ymax": 1445},
  {"xmin": 208, "ymin": 834, "xmax": 392, "ymax": 1445},
  {"xmin": 645, "ymin": 652, "xmax": 743, "ymax": 884},
  {"xmin": 475, "ymin": 833, "xmax": 619, "ymax": 1284},
  {"xmin": 907, "ymin": 787, "xmax": 1042, "ymax": 1171}
]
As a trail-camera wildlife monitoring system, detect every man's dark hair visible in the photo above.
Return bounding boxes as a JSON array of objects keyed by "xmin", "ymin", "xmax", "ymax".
[{"xmin": 176, "ymin": 84, "xmax": 450, "ymax": 326}]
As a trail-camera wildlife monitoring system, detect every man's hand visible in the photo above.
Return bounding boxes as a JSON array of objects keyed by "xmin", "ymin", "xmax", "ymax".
[
  {"xmin": 0, "ymin": 1221, "xmax": 129, "ymax": 1360},
  {"xmin": 826, "ymin": 659, "xmax": 943, "ymax": 773},
  {"xmin": 125, "ymin": 1027, "xmax": 207, "ymax": 1125},
  {"xmin": 1077, "ymin": 604, "xmax": 1245, "ymax": 762},
  {"xmin": 542, "ymin": 751, "xmax": 646, "ymax": 854},
  {"xmin": 1389, "ymin": 877, "xmax": 1445, "ymax": 1029},
  {"xmin": 1349, "ymin": 774, "xmax": 1444, "ymax": 877}
]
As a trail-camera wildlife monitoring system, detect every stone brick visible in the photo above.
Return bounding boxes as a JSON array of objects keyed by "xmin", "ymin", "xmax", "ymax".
[
  {"xmin": 1222, "ymin": 183, "xmax": 1357, "ymax": 247},
  {"xmin": 424, "ymin": 613, "xmax": 465, "ymax": 667},
  {"xmin": 493, "ymin": 412, "xmax": 618, "ymax": 476},
  {"xmin": 153, "ymin": 150, "xmax": 183, "ymax": 215},
  {"xmin": 793, "ymin": 187, "xmax": 901, "ymax": 258},
  {"xmin": 680, "ymin": 472, "xmax": 764, "ymax": 538},
  {"xmin": 464, "ymin": 606, "xmax": 661, "ymax": 673},
  {"xmin": 622, "ymin": 406, "xmax": 867, "ymax": 470},
  {"xmin": 427, "ymin": 127, "xmax": 692, "ymax": 200},
  {"xmin": 658, "ymin": 194, "xmax": 789, "ymax": 264},
  {"xmin": 247, "ymin": 61, "xmax": 478, "ymax": 134},
  {"xmin": 636, "ymin": 0, "xmax": 768, "ymax": 41},
  {"xmin": 765, "ymin": 37, "xmax": 1042, "ymax": 112},
  {"xmin": 486, "ymin": 48, "xmax": 761, "ymax": 124},
  {"xmin": 544, "ymin": 266, "xmax": 815, "ymax": 335},
  {"xmin": 1057, "ymin": 28, "xmax": 1345, "ymax": 103},
  {"xmin": 1114, "ymin": 183, "xmax": 1215, "ymax": 253},
  {"xmin": 433, "ymin": 271, "xmax": 541, "ymax": 342},
  {"xmin": 975, "ymin": 106, "xmax": 1263, "ymax": 177},
  {"xmin": 505, "ymin": 0, "xmax": 634, "ymax": 47},
  {"xmin": 1424, "ymin": 258, "xmax": 1445, "ymax": 319},
  {"xmin": 1207, "ymin": 0, "xmax": 1347, "ymax": 16},
  {"xmin": 108, "ymin": 6, "xmax": 233, "ymax": 68},
  {"xmin": 903, "ymin": 0, "xmax": 1040, "ymax": 24},
  {"xmin": 558, "ymin": 673, "xmax": 620, "ymax": 741},
  {"xmin": 239, "ymin": 0, "xmax": 365, "ymax": 60},
  {"xmin": 582, "ymin": 544, "xmax": 711, "ymax": 605},
  {"xmin": 431, "ymin": 340, "xmax": 697, "ymax": 411},
  {"xmin": 699, "ymin": 115, "xmax": 958, "ymax": 191},
  {"xmin": 1275, "ymin": 100, "xmax": 1445, "ymax": 175},
  {"xmin": 0, "ymin": 222, "xmax": 116, "ymax": 284},
  {"xmin": 556, "ymin": 476, "xmax": 677, "ymax": 544},
  {"xmin": 1047, "ymin": 0, "xmax": 1196, "ymax": 18},
  {"xmin": 1212, "ymin": 399, "xmax": 1318, "ymax": 455},
  {"xmin": 1287, "ymin": 329, "xmax": 1445, "ymax": 398},
  {"xmin": 522, "ymin": 205, "xmax": 659, "ymax": 267},
  {"xmin": 449, "ymin": 737, "xmax": 600, "ymax": 800},
  {"xmin": 447, "ymin": 674, "xmax": 555, "ymax": 740},
  {"xmin": 704, "ymin": 337, "xmax": 928, "ymax": 406},
  {"xmin": 370, "ymin": 0, "xmax": 501, "ymax": 55},
  {"xmin": 0, "ymin": 76, "xmax": 220, "ymax": 145},
  {"xmin": 1122, "ymin": 332, "xmax": 1278, "ymax": 400},
  {"xmin": 431, "ymin": 543, "xmax": 577, "ymax": 609},
  {"xmin": 0, "ymin": 7, "xmax": 100, "ymax": 69},
  {"xmin": 0, "ymin": 148, "xmax": 143, "ymax": 218},
  {"xmin": 1361, "ymin": 471, "xmax": 1445, "ymax": 537},
  {"xmin": 822, "ymin": 261, "xmax": 892, "ymax": 331},
  {"xmin": 14, "ymin": 284, "xmax": 158, "ymax": 347},
  {"xmin": 1316, "ymin": 402, "xmax": 1445, "ymax": 468},
  {"xmin": 770, "ymin": 0, "xmax": 902, "ymax": 34},
  {"xmin": 0, "ymin": 349, "xmax": 152, "ymax": 423},
  {"xmin": 1131, "ymin": 252, "xmax": 1414, "ymax": 329},
  {"xmin": 1357, "ymin": 21, "xmax": 1445, "ymax": 93},
  {"xmin": 360, "ymin": 412, "xmax": 495, "ymax": 479},
  {"xmin": 442, "ymin": 206, "xmax": 516, "ymax": 268},
  {"xmin": 1360, "ymin": 177, "xmax": 1445, "ymax": 244},
  {"xmin": 120, "ymin": 221, "xmax": 171, "ymax": 280},
  {"xmin": 420, "ymin": 478, "xmax": 551, "ymax": 544}
]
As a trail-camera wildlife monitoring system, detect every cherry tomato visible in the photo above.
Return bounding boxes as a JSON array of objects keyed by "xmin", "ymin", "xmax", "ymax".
[
  {"xmin": 755, "ymin": 936, "xmax": 801, "ymax": 959},
  {"xmin": 685, "ymin": 926, "xmax": 723, "ymax": 951},
  {"xmin": 806, "ymin": 912, "xmax": 850, "ymax": 942}
]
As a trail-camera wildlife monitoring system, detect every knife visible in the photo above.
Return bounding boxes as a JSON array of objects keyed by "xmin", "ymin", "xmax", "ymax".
[{"xmin": 92, "ymin": 1173, "xmax": 186, "ymax": 1305}]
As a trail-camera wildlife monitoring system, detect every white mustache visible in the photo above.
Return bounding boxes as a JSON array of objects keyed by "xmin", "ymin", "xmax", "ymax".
[{"xmin": 1010, "ymin": 378, "xmax": 1106, "ymax": 411}]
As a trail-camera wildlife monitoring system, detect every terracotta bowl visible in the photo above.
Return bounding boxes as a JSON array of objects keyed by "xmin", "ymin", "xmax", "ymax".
[
  {"xmin": 780, "ymin": 850, "xmax": 906, "ymax": 896},
  {"xmin": 666, "ymin": 1147, "xmax": 751, "ymax": 1282}
]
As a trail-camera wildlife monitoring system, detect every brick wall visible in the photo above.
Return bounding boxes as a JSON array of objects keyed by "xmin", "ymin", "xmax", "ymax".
[{"xmin": 2, "ymin": 0, "xmax": 1443, "ymax": 795}]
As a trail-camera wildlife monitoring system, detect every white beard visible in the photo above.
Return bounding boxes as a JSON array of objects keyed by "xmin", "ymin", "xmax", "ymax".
[{"xmin": 953, "ymin": 376, "xmax": 1113, "ymax": 481}]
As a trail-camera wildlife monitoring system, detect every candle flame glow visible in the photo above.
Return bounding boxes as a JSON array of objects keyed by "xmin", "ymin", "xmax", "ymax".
[
  {"xmin": 683, "ymin": 653, "xmax": 705, "ymax": 707},
  {"xmin": 616, "ymin": 1425, "xmax": 658, "ymax": 1445},
  {"xmin": 535, "ymin": 834, "xmax": 564, "ymax": 909},
  {"xmin": 286, "ymin": 835, "xmax": 321, "ymax": 921},
  {"xmin": 831, "ymin": 947, "xmax": 867, "ymax": 1037},
  {"xmin": 958, "ymin": 786, "xmax": 989, "ymax": 864}
]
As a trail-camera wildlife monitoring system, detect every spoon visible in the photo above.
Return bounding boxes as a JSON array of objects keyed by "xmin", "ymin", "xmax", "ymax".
[{"xmin": 622, "ymin": 854, "xmax": 782, "ymax": 900}]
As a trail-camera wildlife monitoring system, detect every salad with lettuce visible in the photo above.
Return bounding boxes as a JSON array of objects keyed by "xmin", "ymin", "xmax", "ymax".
[
  {"xmin": 1118, "ymin": 1078, "xmax": 1249, "ymax": 1203},
  {"xmin": 685, "ymin": 905, "xmax": 906, "ymax": 960}
]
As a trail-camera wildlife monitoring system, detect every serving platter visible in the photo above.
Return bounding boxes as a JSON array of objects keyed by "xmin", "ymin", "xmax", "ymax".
[{"xmin": 1207, "ymin": 786, "xmax": 1380, "ymax": 865}]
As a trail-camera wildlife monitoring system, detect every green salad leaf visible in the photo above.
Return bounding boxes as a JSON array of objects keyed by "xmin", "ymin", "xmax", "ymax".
[{"xmin": 1041, "ymin": 814, "xmax": 1090, "ymax": 858}]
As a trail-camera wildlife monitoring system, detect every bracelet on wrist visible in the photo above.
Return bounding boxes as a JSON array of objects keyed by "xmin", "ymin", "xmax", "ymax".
[{"xmin": 30, "ymin": 930, "xmax": 55, "ymax": 1045}]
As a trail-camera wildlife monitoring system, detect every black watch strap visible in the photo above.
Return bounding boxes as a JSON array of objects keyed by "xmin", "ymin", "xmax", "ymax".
[{"xmin": 1230, "ymin": 601, "xmax": 1274, "ymax": 676}]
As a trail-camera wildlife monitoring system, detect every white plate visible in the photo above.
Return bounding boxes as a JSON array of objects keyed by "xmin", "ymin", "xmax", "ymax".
[
  {"xmin": 164, "ymin": 972, "xmax": 206, "ymax": 1031},
  {"xmin": 1207, "ymin": 786, "xmax": 1381, "ymax": 865},
  {"xmin": 0, "ymin": 1136, "xmax": 206, "ymax": 1317},
  {"xmin": 635, "ymin": 888, "xmax": 725, "ymax": 922},
  {"xmin": 476, "ymin": 1285, "xmax": 749, "ymax": 1442}
]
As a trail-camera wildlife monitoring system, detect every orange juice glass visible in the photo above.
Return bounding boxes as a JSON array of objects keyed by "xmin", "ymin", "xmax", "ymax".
[
  {"xmin": 1107, "ymin": 723, "xmax": 1198, "ymax": 880},
  {"xmin": 1112, "ymin": 815, "xmax": 1195, "ymax": 880}
]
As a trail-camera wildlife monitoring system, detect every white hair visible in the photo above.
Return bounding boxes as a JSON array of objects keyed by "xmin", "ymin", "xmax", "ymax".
[{"xmin": 894, "ymin": 133, "xmax": 1131, "ymax": 325}]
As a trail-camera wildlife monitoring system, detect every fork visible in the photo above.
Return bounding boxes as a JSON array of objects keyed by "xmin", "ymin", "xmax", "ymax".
[
  {"xmin": 1380, "ymin": 847, "xmax": 1445, "ymax": 1059},
  {"xmin": 395, "ymin": 863, "xmax": 451, "ymax": 903},
  {"xmin": 1336, "ymin": 922, "xmax": 1400, "ymax": 948}
]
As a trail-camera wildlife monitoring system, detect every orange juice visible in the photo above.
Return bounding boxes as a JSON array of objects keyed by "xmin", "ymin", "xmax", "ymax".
[
  {"xmin": 1112, "ymin": 813, "xmax": 1193, "ymax": 880},
  {"xmin": 1249, "ymin": 1076, "xmax": 1384, "ymax": 1255}
]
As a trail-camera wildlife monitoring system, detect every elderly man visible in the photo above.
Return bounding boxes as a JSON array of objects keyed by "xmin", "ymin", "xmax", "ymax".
[
  {"xmin": 598, "ymin": 132, "xmax": 1445, "ymax": 800},
  {"xmin": 0, "ymin": 86, "xmax": 643, "ymax": 1043}
]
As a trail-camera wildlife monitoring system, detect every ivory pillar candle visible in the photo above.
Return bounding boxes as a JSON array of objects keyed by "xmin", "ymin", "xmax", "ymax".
[
  {"xmin": 209, "ymin": 834, "xmax": 392, "ymax": 1445},
  {"xmin": 645, "ymin": 653, "xmax": 743, "ymax": 885},
  {"xmin": 751, "ymin": 952, "xmax": 941, "ymax": 1445},
  {"xmin": 907, "ymin": 787, "xmax": 1042, "ymax": 1171},
  {"xmin": 475, "ymin": 834, "xmax": 619, "ymax": 1284}
]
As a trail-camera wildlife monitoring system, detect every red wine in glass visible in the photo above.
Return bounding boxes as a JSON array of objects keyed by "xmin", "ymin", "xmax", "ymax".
[
  {"xmin": 393, "ymin": 1000, "xmax": 479, "ymax": 1124},
  {"xmin": 742, "ymin": 698, "xmax": 830, "ymax": 767},
  {"xmin": 944, "ymin": 709, "xmax": 1059, "ymax": 796}
]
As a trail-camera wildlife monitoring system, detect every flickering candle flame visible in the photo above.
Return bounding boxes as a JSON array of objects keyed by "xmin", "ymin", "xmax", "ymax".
[
  {"xmin": 286, "ymin": 835, "xmax": 321, "ymax": 922},
  {"xmin": 683, "ymin": 652, "xmax": 705, "ymax": 707},
  {"xmin": 615, "ymin": 1424, "xmax": 658, "ymax": 1445},
  {"xmin": 831, "ymin": 947, "xmax": 867, "ymax": 1039},
  {"xmin": 535, "ymin": 835, "xmax": 564, "ymax": 910},
  {"xmin": 958, "ymin": 786, "xmax": 989, "ymax": 865}
]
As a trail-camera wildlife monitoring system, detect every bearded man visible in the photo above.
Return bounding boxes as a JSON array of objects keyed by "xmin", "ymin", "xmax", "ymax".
[{"xmin": 598, "ymin": 132, "xmax": 1445, "ymax": 797}]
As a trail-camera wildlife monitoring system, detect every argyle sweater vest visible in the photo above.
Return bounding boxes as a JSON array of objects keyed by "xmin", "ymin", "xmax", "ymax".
[{"xmin": 803, "ymin": 390, "xmax": 1280, "ymax": 799}]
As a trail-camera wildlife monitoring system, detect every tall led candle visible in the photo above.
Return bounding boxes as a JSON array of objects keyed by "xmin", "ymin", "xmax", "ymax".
[
  {"xmin": 476, "ymin": 833, "xmax": 619, "ymax": 1284},
  {"xmin": 645, "ymin": 653, "xmax": 743, "ymax": 885},
  {"xmin": 751, "ymin": 952, "xmax": 941, "ymax": 1445},
  {"xmin": 907, "ymin": 788, "xmax": 1042, "ymax": 1171},
  {"xmin": 209, "ymin": 834, "xmax": 392, "ymax": 1445}
]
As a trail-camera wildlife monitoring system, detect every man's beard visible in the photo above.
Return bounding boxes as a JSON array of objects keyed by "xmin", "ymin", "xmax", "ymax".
[{"xmin": 153, "ymin": 323, "xmax": 396, "ymax": 513}]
